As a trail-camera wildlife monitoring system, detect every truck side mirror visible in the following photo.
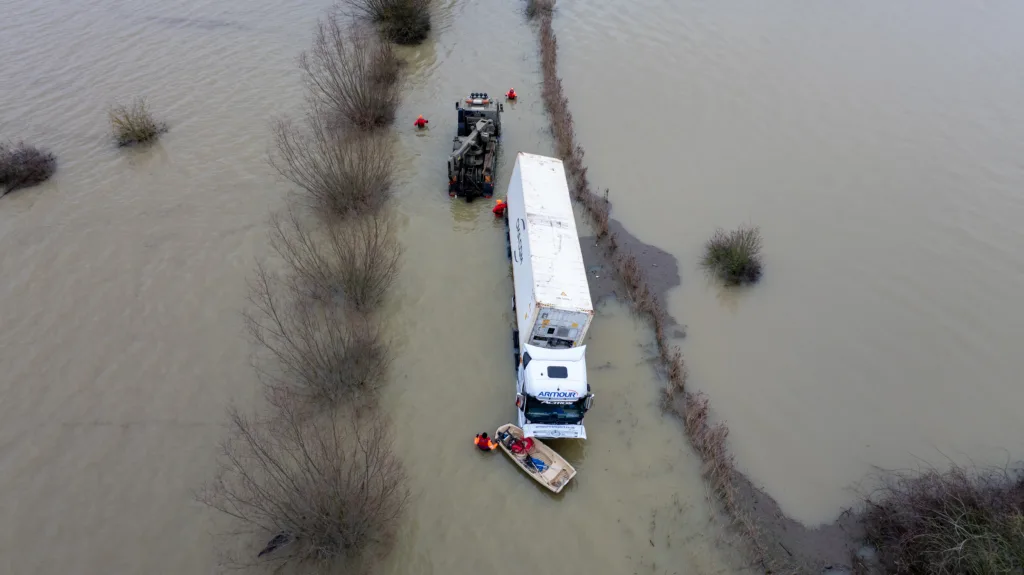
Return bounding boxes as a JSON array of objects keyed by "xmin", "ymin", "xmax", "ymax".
[{"xmin": 584, "ymin": 394, "xmax": 594, "ymax": 411}]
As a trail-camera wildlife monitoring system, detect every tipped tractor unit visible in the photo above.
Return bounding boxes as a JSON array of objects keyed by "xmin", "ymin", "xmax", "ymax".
[{"xmin": 448, "ymin": 92, "xmax": 503, "ymax": 202}]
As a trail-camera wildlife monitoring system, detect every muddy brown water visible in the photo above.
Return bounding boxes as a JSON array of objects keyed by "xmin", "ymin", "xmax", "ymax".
[
  {"xmin": 0, "ymin": 0, "xmax": 747, "ymax": 573},
  {"xmin": 553, "ymin": 0, "xmax": 1024, "ymax": 528}
]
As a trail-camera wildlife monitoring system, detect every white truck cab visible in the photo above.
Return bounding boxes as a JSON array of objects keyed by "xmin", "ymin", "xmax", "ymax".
[{"xmin": 515, "ymin": 344, "xmax": 594, "ymax": 439}]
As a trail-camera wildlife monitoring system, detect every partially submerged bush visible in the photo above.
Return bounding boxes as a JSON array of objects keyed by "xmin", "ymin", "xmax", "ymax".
[
  {"xmin": 272, "ymin": 109, "xmax": 395, "ymax": 218},
  {"xmin": 269, "ymin": 207, "xmax": 401, "ymax": 312},
  {"xmin": 301, "ymin": 13, "xmax": 400, "ymax": 130},
  {"xmin": 198, "ymin": 404, "xmax": 408, "ymax": 571},
  {"xmin": 108, "ymin": 97, "xmax": 167, "ymax": 146},
  {"xmin": 525, "ymin": 0, "xmax": 555, "ymax": 19},
  {"xmin": 700, "ymin": 225, "xmax": 763, "ymax": 286},
  {"xmin": 347, "ymin": 0, "xmax": 431, "ymax": 45},
  {"xmin": 862, "ymin": 465, "xmax": 1024, "ymax": 574},
  {"xmin": 0, "ymin": 142, "xmax": 56, "ymax": 194},
  {"xmin": 245, "ymin": 261, "xmax": 391, "ymax": 408}
]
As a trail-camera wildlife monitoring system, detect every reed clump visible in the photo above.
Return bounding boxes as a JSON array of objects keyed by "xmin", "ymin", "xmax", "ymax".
[
  {"xmin": 701, "ymin": 225, "xmax": 764, "ymax": 286},
  {"xmin": 108, "ymin": 97, "xmax": 167, "ymax": 147},
  {"xmin": 532, "ymin": 2, "xmax": 784, "ymax": 570},
  {"xmin": 862, "ymin": 465, "xmax": 1024, "ymax": 574},
  {"xmin": 0, "ymin": 142, "xmax": 57, "ymax": 194}
]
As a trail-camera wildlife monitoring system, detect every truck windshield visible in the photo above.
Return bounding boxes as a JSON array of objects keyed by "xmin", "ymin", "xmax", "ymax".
[{"xmin": 524, "ymin": 396, "xmax": 584, "ymax": 425}]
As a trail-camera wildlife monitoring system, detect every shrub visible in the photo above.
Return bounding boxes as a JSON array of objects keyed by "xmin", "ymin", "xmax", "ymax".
[
  {"xmin": 272, "ymin": 109, "xmax": 395, "ymax": 218},
  {"xmin": 0, "ymin": 142, "xmax": 56, "ymax": 194},
  {"xmin": 346, "ymin": 0, "xmax": 431, "ymax": 45},
  {"xmin": 244, "ymin": 261, "xmax": 391, "ymax": 408},
  {"xmin": 700, "ymin": 225, "xmax": 763, "ymax": 286},
  {"xmin": 108, "ymin": 97, "xmax": 167, "ymax": 146},
  {"xmin": 525, "ymin": 0, "xmax": 554, "ymax": 19},
  {"xmin": 198, "ymin": 404, "xmax": 408, "ymax": 571},
  {"xmin": 301, "ymin": 12, "xmax": 400, "ymax": 131},
  {"xmin": 269, "ymin": 207, "xmax": 401, "ymax": 312},
  {"xmin": 862, "ymin": 466, "xmax": 1024, "ymax": 574}
]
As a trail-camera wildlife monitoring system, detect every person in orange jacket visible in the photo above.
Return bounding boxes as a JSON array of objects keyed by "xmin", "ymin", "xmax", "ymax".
[
  {"xmin": 414, "ymin": 114, "xmax": 428, "ymax": 128},
  {"xmin": 474, "ymin": 432, "xmax": 497, "ymax": 451},
  {"xmin": 506, "ymin": 88, "xmax": 517, "ymax": 100}
]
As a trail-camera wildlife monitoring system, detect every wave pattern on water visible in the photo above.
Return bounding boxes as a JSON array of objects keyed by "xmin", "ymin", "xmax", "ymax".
[{"xmin": 554, "ymin": 0, "xmax": 1024, "ymax": 527}]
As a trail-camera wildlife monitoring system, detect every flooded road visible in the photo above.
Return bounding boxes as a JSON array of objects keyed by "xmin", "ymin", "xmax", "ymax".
[
  {"xmin": 0, "ymin": 0, "xmax": 743, "ymax": 572},
  {"xmin": 554, "ymin": 0, "xmax": 1024, "ymax": 526}
]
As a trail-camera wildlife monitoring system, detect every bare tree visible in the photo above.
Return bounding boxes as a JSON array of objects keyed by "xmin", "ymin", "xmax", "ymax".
[
  {"xmin": 272, "ymin": 107, "xmax": 394, "ymax": 219},
  {"xmin": 268, "ymin": 206, "xmax": 401, "ymax": 313},
  {"xmin": 198, "ymin": 404, "xmax": 409, "ymax": 572},
  {"xmin": 244, "ymin": 261, "xmax": 391, "ymax": 408},
  {"xmin": 300, "ymin": 11, "xmax": 400, "ymax": 131}
]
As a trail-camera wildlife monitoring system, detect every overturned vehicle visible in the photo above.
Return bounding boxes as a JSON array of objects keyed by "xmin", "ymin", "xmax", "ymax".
[{"xmin": 448, "ymin": 92, "xmax": 503, "ymax": 201}]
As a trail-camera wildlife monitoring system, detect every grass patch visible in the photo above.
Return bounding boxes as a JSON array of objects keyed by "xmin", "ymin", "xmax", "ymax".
[
  {"xmin": 863, "ymin": 465, "xmax": 1024, "ymax": 574},
  {"xmin": 700, "ymin": 225, "xmax": 764, "ymax": 286},
  {"xmin": 109, "ymin": 97, "xmax": 167, "ymax": 147},
  {"xmin": 198, "ymin": 403, "xmax": 408, "ymax": 571},
  {"xmin": 301, "ymin": 12, "xmax": 400, "ymax": 131},
  {"xmin": 0, "ymin": 142, "xmax": 56, "ymax": 194},
  {"xmin": 346, "ymin": 0, "xmax": 431, "ymax": 45}
]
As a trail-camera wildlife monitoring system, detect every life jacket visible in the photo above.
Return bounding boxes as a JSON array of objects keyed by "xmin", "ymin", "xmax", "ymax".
[{"xmin": 474, "ymin": 436, "xmax": 495, "ymax": 450}]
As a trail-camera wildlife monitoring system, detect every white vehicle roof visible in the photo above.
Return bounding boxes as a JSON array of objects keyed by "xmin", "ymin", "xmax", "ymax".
[
  {"xmin": 521, "ymin": 344, "xmax": 588, "ymax": 399},
  {"xmin": 512, "ymin": 153, "xmax": 593, "ymax": 313}
]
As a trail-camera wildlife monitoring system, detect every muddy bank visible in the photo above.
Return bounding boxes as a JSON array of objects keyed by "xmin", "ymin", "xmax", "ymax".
[{"xmin": 581, "ymin": 217, "xmax": 684, "ymax": 337}]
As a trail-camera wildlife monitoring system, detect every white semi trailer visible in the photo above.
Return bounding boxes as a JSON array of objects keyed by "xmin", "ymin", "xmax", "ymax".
[{"xmin": 503, "ymin": 152, "xmax": 595, "ymax": 440}]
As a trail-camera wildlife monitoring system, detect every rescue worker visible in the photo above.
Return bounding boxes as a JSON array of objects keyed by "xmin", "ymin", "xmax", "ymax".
[
  {"xmin": 506, "ymin": 88, "xmax": 517, "ymax": 100},
  {"xmin": 474, "ymin": 432, "xmax": 498, "ymax": 451},
  {"xmin": 492, "ymin": 198, "xmax": 507, "ymax": 216},
  {"xmin": 414, "ymin": 114, "xmax": 428, "ymax": 128}
]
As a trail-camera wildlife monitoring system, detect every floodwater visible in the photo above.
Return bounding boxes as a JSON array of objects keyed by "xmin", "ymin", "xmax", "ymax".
[
  {"xmin": 555, "ymin": 0, "xmax": 1024, "ymax": 526},
  {"xmin": 0, "ymin": 0, "xmax": 744, "ymax": 573}
]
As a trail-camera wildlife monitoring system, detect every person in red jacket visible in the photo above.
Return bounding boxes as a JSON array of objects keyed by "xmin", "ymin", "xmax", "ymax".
[
  {"xmin": 414, "ymin": 114, "xmax": 428, "ymax": 128},
  {"xmin": 506, "ymin": 88, "xmax": 517, "ymax": 100},
  {"xmin": 474, "ymin": 432, "xmax": 497, "ymax": 451},
  {"xmin": 492, "ymin": 198, "xmax": 507, "ymax": 216}
]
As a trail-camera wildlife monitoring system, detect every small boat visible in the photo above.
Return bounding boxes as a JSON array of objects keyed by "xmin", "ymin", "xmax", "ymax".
[{"xmin": 495, "ymin": 423, "xmax": 576, "ymax": 493}]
